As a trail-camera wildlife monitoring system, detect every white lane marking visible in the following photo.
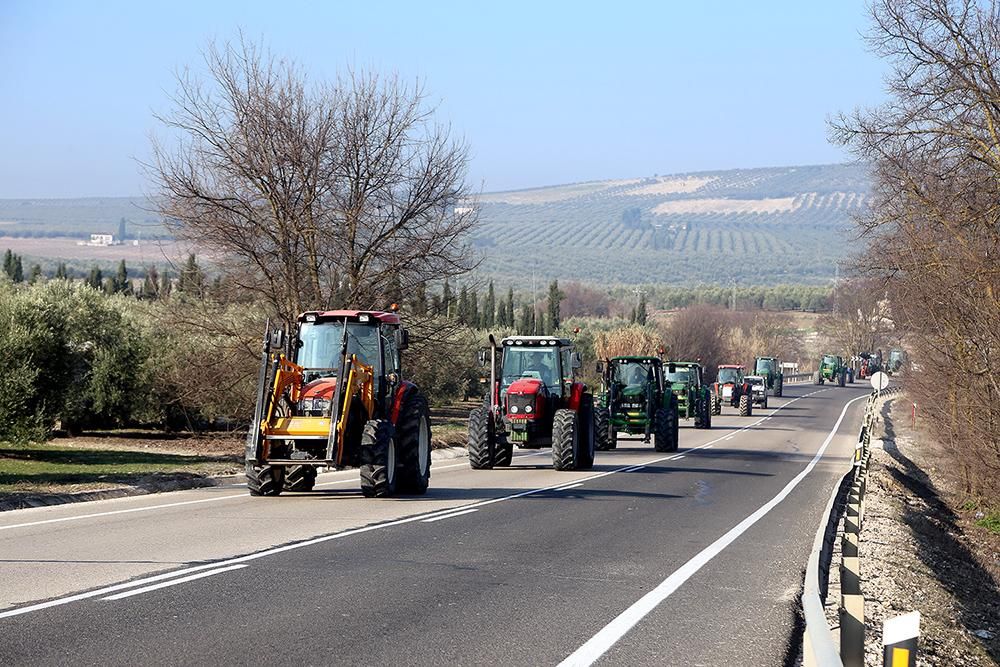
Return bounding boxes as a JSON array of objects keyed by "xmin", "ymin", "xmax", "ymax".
[
  {"xmin": 673, "ymin": 455, "xmax": 686, "ymax": 460},
  {"xmin": 724, "ymin": 435, "xmax": 734, "ymax": 441},
  {"xmin": 554, "ymin": 483, "xmax": 583, "ymax": 491},
  {"xmin": 0, "ymin": 389, "xmax": 821, "ymax": 619},
  {"xmin": 557, "ymin": 392, "xmax": 869, "ymax": 667},
  {"xmin": 0, "ymin": 450, "xmax": 545, "ymax": 532},
  {"xmin": 102, "ymin": 565, "xmax": 249, "ymax": 601},
  {"xmin": 421, "ymin": 508, "xmax": 480, "ymax": 523}
]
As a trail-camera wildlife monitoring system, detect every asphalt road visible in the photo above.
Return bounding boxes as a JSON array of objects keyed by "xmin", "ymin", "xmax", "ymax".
[{"xmin": 0, "ymin": 383, "xmax": 871, "ymax": 666}]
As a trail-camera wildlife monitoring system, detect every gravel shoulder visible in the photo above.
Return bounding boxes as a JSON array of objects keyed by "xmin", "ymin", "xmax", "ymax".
[{"xmin": 862, "ymin": 397, "xmax": 1000, "ymax": 665}]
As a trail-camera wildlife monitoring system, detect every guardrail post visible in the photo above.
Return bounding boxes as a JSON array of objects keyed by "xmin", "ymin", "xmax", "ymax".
[
  {"xmin": 841, "ymin": 593, "xmax": 865, "ymax": 667},
  {"xmin": 883, "ymin": 611, "xmax": 919, "ymax": 666}
]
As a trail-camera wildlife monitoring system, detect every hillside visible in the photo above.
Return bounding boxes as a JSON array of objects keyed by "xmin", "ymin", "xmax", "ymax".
[
  {"xmin": 472, "ymin": 163, "xmax": 869, "ymax": 286},
  {"xmin": 0, "ymin": 163, "xmax": 869, "ymax": 286}
]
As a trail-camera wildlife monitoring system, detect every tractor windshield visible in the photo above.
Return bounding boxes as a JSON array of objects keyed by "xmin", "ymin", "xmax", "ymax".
[
  {"xmin": 665, "ymin": 367, "xmax": 694, "ymax": 384},
  {"xmin": 717, "ymin": 368, "xmax": 741, "ymax": 384},
  {"xmin": 822, "ymin": 355, "xmax": 839, "ymax": 366},
  {"xmin": 501, "ymin": 347, "xmax": 562, "ymax": 395},
  {"xmin": 297, "ymin": 321, "xmax": 381, "ymax": 378},
  {"xmin": 612, "ymin": 360, "xmax": 655, "ymax": 388},
  {"xmin": 756, "ymin": 359, "xmax": 774, "ymax": 374}
]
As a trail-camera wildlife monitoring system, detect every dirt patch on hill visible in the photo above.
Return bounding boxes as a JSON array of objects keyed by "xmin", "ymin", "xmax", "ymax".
[{"xmin": 652, "ymin": 197, "xmax": 797, "ymax": 215}]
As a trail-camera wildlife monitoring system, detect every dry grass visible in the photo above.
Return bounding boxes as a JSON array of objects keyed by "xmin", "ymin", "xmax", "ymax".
[{"xmin": 622, "ymin": 176, "xmax": 715, "ymax": 196}]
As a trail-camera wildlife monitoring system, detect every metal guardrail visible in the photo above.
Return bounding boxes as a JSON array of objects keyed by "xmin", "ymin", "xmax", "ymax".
[{"xmin": 802, "ymin": 385, "xmax": 904, "ymax": 667}]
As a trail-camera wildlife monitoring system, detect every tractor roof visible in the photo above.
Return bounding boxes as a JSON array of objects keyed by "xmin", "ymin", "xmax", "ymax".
[
  {"xmin": 298, "ymin": 310, "xmax": 401, "ymax": 325},
  {"xmin": 501, "ymin": 336, "xmax": 572, "ymax": 347},
  {"xmin": 669, "ymin": 360, "xmax": 701, "ymax": 367},
  {"xmin": 718, "ymin": 364, "xmax": 744, "ymax": 369},
  {"xmin": 610, "ymin": 356, "xmax": 662, "ymax": 364}
]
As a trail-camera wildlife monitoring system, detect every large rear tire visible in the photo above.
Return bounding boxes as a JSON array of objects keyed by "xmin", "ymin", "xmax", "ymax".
[
  {"xmin": 775, "ymin": 376, "xmax": 783, "ymax": 397},
  {"xmin": 711, "ymin": 393, "xmax": 722, "ymax": 416},
  {"xmin": 739, "ymin": 393, "xmax": 752, "ymax": 417},
  {"xmin": 397, "ymin": 392, "xmax": 432, "ymax": 494},
  {"xmin": 360, "ymin": 419, "xmax": 397, "ymax": 498},
  {"xmin": 552, "ymin": 409, "xmax": 579, "ymax": 471},
  {"xmin": 838, "ymin": 370, "xmax": 846, "ymax": 387},
  {"xmin": 246, "ymin": 463, "xmax": 284, "ymax": 497},
  {"xmin": 576, "ymin": 398, "xmax": 596, "ymax": 470},
  {"xmin": 467, "ymin": 407, "xmax": 495, "ymax": 470},
  {"xmin": 653, "ymin": 405, "xmax": 676, "ymax": 452}
]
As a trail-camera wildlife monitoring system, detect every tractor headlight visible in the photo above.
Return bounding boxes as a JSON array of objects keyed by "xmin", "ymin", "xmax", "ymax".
[
  {"xmin": 510, "ymin": 405, "xmax": 519, "ymax": 413},
  {"xmin": 524, "ymin": 405, "xmax": 532, "ymax": 413}
]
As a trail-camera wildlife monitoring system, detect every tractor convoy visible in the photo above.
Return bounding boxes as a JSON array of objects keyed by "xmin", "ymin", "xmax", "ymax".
[
  {"xmin": 815, "ymin": 354, "xmax": 850, "ymax": 386},
  {"xmin": 244, "ymin": 307, "xmax": 805, "ymax": 492}
]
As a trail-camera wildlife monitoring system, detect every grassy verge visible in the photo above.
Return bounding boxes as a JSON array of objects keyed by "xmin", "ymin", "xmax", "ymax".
[{"xmin": 0, "ymin": 442, "xmax": 240, "ymax": 496}]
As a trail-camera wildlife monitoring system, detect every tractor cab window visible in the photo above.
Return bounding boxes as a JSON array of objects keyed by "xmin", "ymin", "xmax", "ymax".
[
  {"xmin": 665, "ymin": 367, "xmax": 693, "ymax": 384},
  {"xmin": 382, "ymin": 327, "xmax": 400, "ymax": 375},
  {"xmin": 756, "ymin": 359, "xmax": 774, "ymax": 374},
  {"xmin": 612, "ymin": 360, "xmax": 654, "ymax": 387},
  {"xmin": 822, "ymin": 355, "xmax": 839, "ymax": 365},
  {"xmin": 297, "ymin": 321, "xmax": 381, "ymax": 379},
  {"xmin": 717, "ymin": 368, "xmax": 741, "ymax": 384},
  {"xmin": 501, "ymin": 347, "xmax": 562, "ymax": 396}
]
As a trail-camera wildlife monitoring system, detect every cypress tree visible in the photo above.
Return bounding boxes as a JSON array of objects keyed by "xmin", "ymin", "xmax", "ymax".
[
  {"xmin": 410, "ymin": 282, "xmax": 428, "ymax": 316},
  {"xmin": 142, "ymin": 265, "xmax": 160, "ymax": 300},
  {"xmin": 29, "ymin": 264, "xmax": 42, "ymax": 284},
  {"xmin": 12, "ymin": 256, "xmax": 23, "ymax": 283},
  {"xmin": 636, "ymin": 292, "xmax": 648, "ymax": 325},
  {"xmin": 55, "ymin": 262, "xmax": 68, "ymax": 280},
  {"xmin": 442, "ymin": 279, "xmax": 453, "ymax": 317},
  {"xmin": 159, "ymin": 268, "xmax": 172, "ymax": 298},
  {"xmin": 484, "ymin": 281, "xmax": 496, "ymax": 329},
  {"xmin": 87, "ymin": 266, "xmax": 103, "ymax": 290},
  {"xmin": 547, "ymin": 280, "xmax": 563, "ymax": 332},
  {"xmin": 114, "ymin": 260, "xmax": 130, "ymax": 294},
  {"xmin": 2, "ymin": 249, "xmax": 12, "ymax": 278},
  {"xmin": 458, "ymin": 285, "xmax": 470, "ymax": 325}
]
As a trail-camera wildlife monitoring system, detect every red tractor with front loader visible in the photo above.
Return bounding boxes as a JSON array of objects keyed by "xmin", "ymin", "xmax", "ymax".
[
  {"xmin": 712, "ymin": 364, "xmax": 754, "ymax": 417},
  {"xmin": 468, "ymin": 334, "xmax": 596, "ymax": 471},
  {"xmin": 245, "ymin": 310, "xmax": 431, "ymax": 498}
]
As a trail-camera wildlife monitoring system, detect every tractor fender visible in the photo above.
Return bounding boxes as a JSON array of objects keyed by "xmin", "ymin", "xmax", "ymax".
[
  {"xmin": 567, "ymin": 382, "xmax": 586, "ymax": 411},
  {"xmin": 390, "ymin": 381, "xmax": 418, "ymax": 426}
]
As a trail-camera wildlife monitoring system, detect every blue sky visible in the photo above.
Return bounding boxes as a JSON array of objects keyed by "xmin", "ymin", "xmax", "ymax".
[{"xmin": 0, "ymin": 1, "xmax": 886, "ymax": 198}]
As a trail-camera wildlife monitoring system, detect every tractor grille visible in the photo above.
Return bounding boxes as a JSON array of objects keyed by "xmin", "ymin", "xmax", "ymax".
[{"xmin": 507, "ymin": 394, "xmax": 536, "ymax": 417}]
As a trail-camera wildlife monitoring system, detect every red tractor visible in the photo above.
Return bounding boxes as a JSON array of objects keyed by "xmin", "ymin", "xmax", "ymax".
[
  {"xmin": 468, "ymin": 334, "xmax": 596, "ymax": 471},
  {"xmin": 712, "ymin": 364, "xmax": 754, "ymax": 417}
]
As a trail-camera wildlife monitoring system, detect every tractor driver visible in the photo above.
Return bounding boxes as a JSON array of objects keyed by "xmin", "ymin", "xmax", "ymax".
[
  {"xmin": 346, "ymin": 323, "xmax": 380, "ymax": 368},
  {"xmin": 521, "ymin": 350, "xmax": 558, "ymax": 388}
]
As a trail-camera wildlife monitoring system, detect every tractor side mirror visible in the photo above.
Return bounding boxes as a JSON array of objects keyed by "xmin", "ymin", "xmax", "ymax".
[
  {"xmin": 269, "ymin": 327, "xmax": 285, "ymax": 350},
  {"xmin": 396, "ymin": 327, "xmax": 410, "ymax": 351},
  {"xmin": 571, "ymin": 352, "xmax": 582, "ymax": 369},
  {"xmin": 595, "ymin": 361, "xmax": 604, "ymax": 374},
  {"xmin": 477, "ymin": 348, "xmax": 488, "ymax": 367}
]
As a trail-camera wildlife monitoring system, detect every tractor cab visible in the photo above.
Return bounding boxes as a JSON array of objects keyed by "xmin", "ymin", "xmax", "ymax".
[
  {"xmin": 716, "ymin": 365, "xmax": 744, "ymax": 386},
  {"xmin": 594, "ymin": 356, "xmax": 677, "ymax": 451}
]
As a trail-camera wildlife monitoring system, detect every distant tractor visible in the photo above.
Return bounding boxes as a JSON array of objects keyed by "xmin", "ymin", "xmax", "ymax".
[
  {"xmin": 713, "ymin": 364, "xmax": 754, "ymax": 417},
  {"xmin": 595, "ymin": 356, "xmax": 680, "ymax": 452},
  {"xmin": 814, "ymin": 354, "xmax": 848, "ymax": 386},
  {"xmin": 887, "ymin": 348, "xmax": 906, "ymax": 375},
  {"xmin": 745, "ymin": 375, "xmax": 768, "ymax": 408},
  {"xmin": 245, "ymin": 310, "xmax": 431, "ymax": 499},
  {"xmin": 664, "ymin": 361, "xmax": 713, "ymax": 429},
  {"xmin": 754, "ymin": 356, "xmax": 784, "ymax": 397},
  {"xmin": 468, "ymin": 335, "xmax": 596, "ymax": 471}
]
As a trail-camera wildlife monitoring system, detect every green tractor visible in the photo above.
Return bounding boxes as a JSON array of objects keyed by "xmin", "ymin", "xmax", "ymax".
[
  {"xmin": 595, "ymin": 356, "xmax": 680, "ymax": 452},
  {"xmin": 665, "ymin": 361, "xmax": 713, "ymax": 429},
  {"xmin": 754, "ymin": 356, "xmax": 784, "ymax": 397},
  {"xmin": 814, "ymin": 354, "xmax": 848, "ymax": 387}
]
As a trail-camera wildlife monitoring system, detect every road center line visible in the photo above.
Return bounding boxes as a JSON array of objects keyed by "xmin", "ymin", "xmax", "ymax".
[
  {"xmin": 554, "ymin": 483, "xmax": 584, "ymax": 491},
  {"xmin": 102, "ymin": 565, "xmax": 249, "ymax": 601},
  {"xmin": 557, "ymin": 392, "xmax": 869, "ymax": 667}
]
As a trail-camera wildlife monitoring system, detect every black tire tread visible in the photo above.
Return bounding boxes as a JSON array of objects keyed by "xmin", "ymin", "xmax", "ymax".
[
  {"xmin": 396, "ymin": 391, "xmax": 432, "ymax": 494},
  {"xmin": 360, "ymin": 419, "xmax": 396, "ymax": 498},
  {"xmin": 467, "ymin": 408, "xmax": 494, "ymax": 470},
  {"xmin": 551, "ymin": 409, "xmax": 578, "ymax": 471}
]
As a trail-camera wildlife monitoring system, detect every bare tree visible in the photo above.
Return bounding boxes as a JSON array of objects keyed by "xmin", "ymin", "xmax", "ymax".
[
  {"xmin": 146, "ymin": 36, "xmax": 478, "ymax": 321},
  {"xmin": 818, "ymin": 278, "xmax": 897, "ymax": 359},
  {"xmin": 832, "ymin": 0, "xmax": 1000, "ymax": 501}
]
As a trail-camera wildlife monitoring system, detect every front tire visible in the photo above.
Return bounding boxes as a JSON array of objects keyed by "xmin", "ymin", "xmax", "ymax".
[
  {"xmin": 397, "ymin": 392, "xmax": 432, "ymax": 494},
  {"xmin": 246, "ymin": 463, "xmax": 284, "ymax": 497},
  {"xmin": 552, "ymin": 409, "xmax": 580, "ymax": 471},
  {"xmin": 739, "ymin": 394, "xmax": 752, "ymax": 417},
  {"xmin": 360, "ymin": 419, "xmax": 397, "ymax": 498},
  {"xmin": 653, "ymin": 404, "xmax": 678, "ymax": 452},
  {"xmin": 595, "ymin": 407, "xmax": 612, "ymax": 451},
  {"xmin": 283, "ymin": 465, "xmax": 316, "ymax": 492},
  {"xmin": 576, "ymin": 398, "xmax": 596, "ymax": 470},
  {"xmin": 467, "ymin": 408, "xmax": 495, "ymax": 470}
]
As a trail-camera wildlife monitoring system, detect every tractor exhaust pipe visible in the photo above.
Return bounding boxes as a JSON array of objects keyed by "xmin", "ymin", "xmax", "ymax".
[{"xmin": 488, "ymin": 333, "xmax": 497, "ymax": 412}]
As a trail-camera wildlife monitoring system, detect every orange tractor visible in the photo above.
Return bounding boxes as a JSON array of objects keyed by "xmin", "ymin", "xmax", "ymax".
[{"xmin": 245, "ymin": 310, "xmax": 431, "ymax": 498}]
